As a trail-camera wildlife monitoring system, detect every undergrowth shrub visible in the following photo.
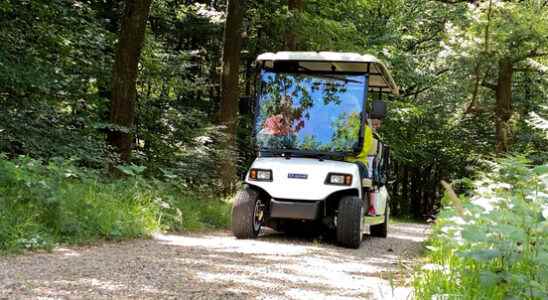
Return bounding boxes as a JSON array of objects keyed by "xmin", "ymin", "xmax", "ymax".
[
  {"xmin": 413, "ymin": 156, "xmax": 548, "ymax": 299},
  {"xmin": 0, "ymin": 155, "xmax": 230, "ymax": 253}
]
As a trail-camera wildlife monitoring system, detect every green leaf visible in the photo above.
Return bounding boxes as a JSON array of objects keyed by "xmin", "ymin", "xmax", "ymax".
[
  {"xmin": 116, "ymin": 165, "xmax": 135, "ymax": 176},
  {"xmin": 462, "ymin": 226, "xmax": 487, "ymax": 242},
  {"xmin": 533, "ymin": 165, "xmax": 548, "ymax": 176},
  {"xmin": 116, "ymin": 164, "xmax": 146, "ymax": 177},
  {"xmin": 460, "ymin": 249, "xmax": 501, "ymax": 262},
  {"xmin": 494, "ymin": 224, "xmax": 527, "ymax": 242},
  {"xmin": 479, "ymin": 271, "xmax": 498, "ymax": 287},
  {"xmin": 533, "ymin": 252, "xmax": 548, "ymax": 267}
]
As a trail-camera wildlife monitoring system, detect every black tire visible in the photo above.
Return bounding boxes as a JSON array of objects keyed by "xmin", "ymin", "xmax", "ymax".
[
  {"xmin": 370, "ymin": 202, "xmax": 389, "ymax": 238},
  {"xmin": 231, "ymin": 187, "xmax": 261, "ymax": 239},
  {"xmin": 336, "ymin": 196, "xmax": 363, "ymax": 249}
]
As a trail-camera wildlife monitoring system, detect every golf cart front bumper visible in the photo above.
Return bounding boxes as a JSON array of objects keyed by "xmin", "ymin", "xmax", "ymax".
[
  {"xmin": 245, "ymin": 157, "xmax": 362, "ymax": 200},
  {"xmin": 270, "ymin": 199, "xmax": 321, "ymax": 220}
]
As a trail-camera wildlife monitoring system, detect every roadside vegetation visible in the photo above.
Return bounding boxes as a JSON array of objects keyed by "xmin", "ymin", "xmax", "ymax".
[
  {"xmin": 0, "ymin": 156, "xmax": 230, "ymax": 254},
  {"xmin": 413, "ymin": 157, "xmax": 548, "ymax": 299}
]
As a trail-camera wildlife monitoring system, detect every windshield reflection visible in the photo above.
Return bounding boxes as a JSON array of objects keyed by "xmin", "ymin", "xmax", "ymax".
[{"xmin": 256, "ymin": 71, "xmax": 367, "ymax": 153}]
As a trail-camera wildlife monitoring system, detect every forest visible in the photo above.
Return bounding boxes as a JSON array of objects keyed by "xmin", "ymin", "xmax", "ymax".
[{"xmin": 0, "ymin": 0, "xmax": 547, "ymax": 299}]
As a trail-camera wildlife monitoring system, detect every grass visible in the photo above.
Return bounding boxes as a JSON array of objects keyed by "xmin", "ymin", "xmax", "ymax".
[{"xmin": 0, "ymin": 156, "xmax": 231, "ymax": 254}]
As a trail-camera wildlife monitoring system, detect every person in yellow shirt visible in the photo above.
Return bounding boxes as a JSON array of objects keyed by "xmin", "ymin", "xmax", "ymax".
[
  {"xmin": 347, "ymin": 124, "xmax": 374, "ymax": 166},
  {"xmin": 346, "ymin": 119, "xmax": 381, "ymax": 216},
  {"xmin": 346, "ymin": 119, "xmax": 376, "ymax": 175}
]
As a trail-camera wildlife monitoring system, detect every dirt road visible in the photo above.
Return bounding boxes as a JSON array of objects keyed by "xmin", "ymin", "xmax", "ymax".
[{"xmin": 0, "ymin": 223, "xmax": 429, "ymax": 300}]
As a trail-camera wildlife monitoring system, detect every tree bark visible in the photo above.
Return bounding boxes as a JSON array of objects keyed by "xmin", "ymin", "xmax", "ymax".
[
  {"xmin": 219, "ymin": 0, "xmax": 245, "ymax": 190},
  {"xmin": 108, "ymin": 0, "xmax": 152, "ymax": 162},
  {"xmin": 495, "ymin": 58, "xmax": 513, "ymax": 153},
  {"xmin": 423, "ymin": 165, "xmax": 433, "ymax": 215},
  {"xmin": 401, "ymin": 165, "xmax": 409, "ymax": 215},
  {"xmin": 410, "ymin": 167, "xmax": 421, "ymax": 219},
  {"xmin": 285, "ymin": 0, "xmax": 304, "ymax": 50},
  {"xmin": 390, "ymin": 160, "xmax": 400, "ymax": 216}
]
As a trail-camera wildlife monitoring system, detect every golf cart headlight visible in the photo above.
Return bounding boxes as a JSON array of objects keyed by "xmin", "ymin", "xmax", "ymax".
[
  {"xmin": 326, "ymin": 173, "xmax": 352, "ymax": 186},
  {"xmin": 249, "ymin": 169, "xmax": 272, "ymax": 181}
]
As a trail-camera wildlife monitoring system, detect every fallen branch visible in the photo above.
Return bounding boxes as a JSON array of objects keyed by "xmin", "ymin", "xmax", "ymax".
[{"xmin": 441, "ymin": 180, "xmax": 464, "ymax": 217}]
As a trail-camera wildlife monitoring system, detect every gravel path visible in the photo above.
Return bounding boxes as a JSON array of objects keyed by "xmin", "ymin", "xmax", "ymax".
[{"xmin": 0, "ymin": 223, "xmax": 429, "ymax": 300}]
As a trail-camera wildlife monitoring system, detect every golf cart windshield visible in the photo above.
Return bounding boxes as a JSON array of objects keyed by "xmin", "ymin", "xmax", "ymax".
[{"xmin": 256, "ymin": 70, "xmax": 367, "ymax": 155}]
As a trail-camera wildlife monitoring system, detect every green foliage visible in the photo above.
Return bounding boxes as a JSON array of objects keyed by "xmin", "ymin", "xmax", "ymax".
[
  {"xmin": 0, "ymin": 156, "xmax": 230, "ymax": 254},
  {"xmin": 413, "ymin": 157, "xmax": 548, "ymax": 299},
  {"xmin": 0, "ymin": 0, "xmax": 114, "ymax": 164},
  {"xmin": 0, "ymin": 0, "xmax": 233, "ymax": 186},
  {"xmin": 444, "ymin": 1, "xmax": 548, "ymax": 64}
]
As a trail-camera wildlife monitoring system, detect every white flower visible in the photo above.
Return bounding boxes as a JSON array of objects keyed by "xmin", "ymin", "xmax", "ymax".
[
  {"xmin": 421, "ymin": 263, "xmax": 447, "ymax": 272},
  {"xmin": 192, "ymin": 3, "xmax": 225, "ymax": 24},
  {"xmin": 195, "ymin": 136, "xmax": 212, "ymax": 144},
  {"xmin": 471, "ymin": 196, "xmax": 497, "ymax": 212},
  {"xmin": 448, "ymin": 216, "xmax": 467, "ymax": 225},
  {"xmin": 432, "ymin": 294, "xmax": 460, "ymax": 300}
]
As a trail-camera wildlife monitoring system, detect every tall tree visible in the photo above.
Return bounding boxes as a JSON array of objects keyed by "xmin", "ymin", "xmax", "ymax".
[
  {"xmin": 219, "ymin": 0, "xmax": 245, "ymax": 189},
  {"xmin": 493, "ymin": 58, "xmax": 513, "ymax": 152},
  {"xmin": 442, "ymin": 1, "xmax": 548, "ymax": 153},
  {"xmin": 108, "ymin": 0, "xmax": 153, "ymax": 162},
  {"xmin": 285, "ymin": 0, "xmax": 304, "ymax": 50}
]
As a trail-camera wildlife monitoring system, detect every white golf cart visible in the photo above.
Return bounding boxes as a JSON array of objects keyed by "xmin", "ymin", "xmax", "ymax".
[{"xmin": 232, "ymin": 52, "xmax": 399, "ymax": 248}]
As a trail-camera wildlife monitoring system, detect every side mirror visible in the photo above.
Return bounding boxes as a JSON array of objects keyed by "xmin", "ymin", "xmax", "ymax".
[{"xmin": 370, "ymin": 100, "xmax": 387, "ymax": 119}]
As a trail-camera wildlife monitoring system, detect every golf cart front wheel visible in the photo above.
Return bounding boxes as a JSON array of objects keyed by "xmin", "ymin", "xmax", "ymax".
[
  {"xmin": 231, "ymin": 187, "xmax": 263, "ymax": 239},
  {"xmin": 336, "ymin": 195, "xmax": 363, "ymax": 249}
]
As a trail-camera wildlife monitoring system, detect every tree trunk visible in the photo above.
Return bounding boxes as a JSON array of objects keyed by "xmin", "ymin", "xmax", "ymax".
[
  {"xmin": 219, "ymin": 0, "xmax": 245, "ymax": 191},
  {"xmin": 411, "ymin": 167, "xmax": 421, "ymax": 219},
  {"xmin": 108, "ymin": 0, "xmax": 152, "ymax": 162},
  {"xmin": 495, "ymin": 58, "xmax": 513, "ymax": 153},
  {"xmin": 401, "ymin": 165, "xmax": 409, "ymax": 216},
  {"xmin": 423, "ymin": 165, "xmax": 433, "ymax": 215},
  {"xmin": 285, "ymin": 0, "xmax": 304, "ymax": 50},
  {"xmin": 390, "ymin": 160, "xmax": 400, "ymax": 216}
]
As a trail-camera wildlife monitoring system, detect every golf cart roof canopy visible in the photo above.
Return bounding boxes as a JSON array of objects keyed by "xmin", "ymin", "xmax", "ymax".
[{"xmin": 256, "ymin": 51, "xmax": 399, "ymax": 96}]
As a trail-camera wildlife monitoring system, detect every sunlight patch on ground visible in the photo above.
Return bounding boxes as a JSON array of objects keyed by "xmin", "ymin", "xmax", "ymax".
[
  {"xmin": 197, "ymin": 271, "xmax": 278, "ymax": 290},
  {"xmin": 284, "ymin": 288, "xmax": 369, "ymax": 300},
  {"xmin": 152, "ymin": 230, "xmax": 421, "ymax": 299},
  {"xmin": 388, "ymin": 233, "xmax": 427, "ymax": 242},
  {"xmin": 154, "ymin": 233, "xmax": 322, "ymax": 255},
  {"xmin": 52, "ymin": 248, "xmax": 81, "ymax": 257}
]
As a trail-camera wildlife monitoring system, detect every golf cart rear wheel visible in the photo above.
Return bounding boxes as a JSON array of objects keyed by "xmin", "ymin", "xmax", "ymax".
[
  {"xmin": 231, "ymin": 187, "xmax": 263, "ymax": 239},
  {"xmin": 370, "ymin": 203, "xmax": 389, "ymax": 238},
  {"xmin": 336, "ymin": 196, "xmax": 363, "ymax": 249}
]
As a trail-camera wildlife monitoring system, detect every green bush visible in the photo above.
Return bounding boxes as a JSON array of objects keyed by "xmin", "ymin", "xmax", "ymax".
[
  {"xmin": 413, "ymin": 157, "xmax": 548, "ymax": 299},
  {"xmin": 0, "ymin": 156, "xmax": 230, "ymax": 253}
]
